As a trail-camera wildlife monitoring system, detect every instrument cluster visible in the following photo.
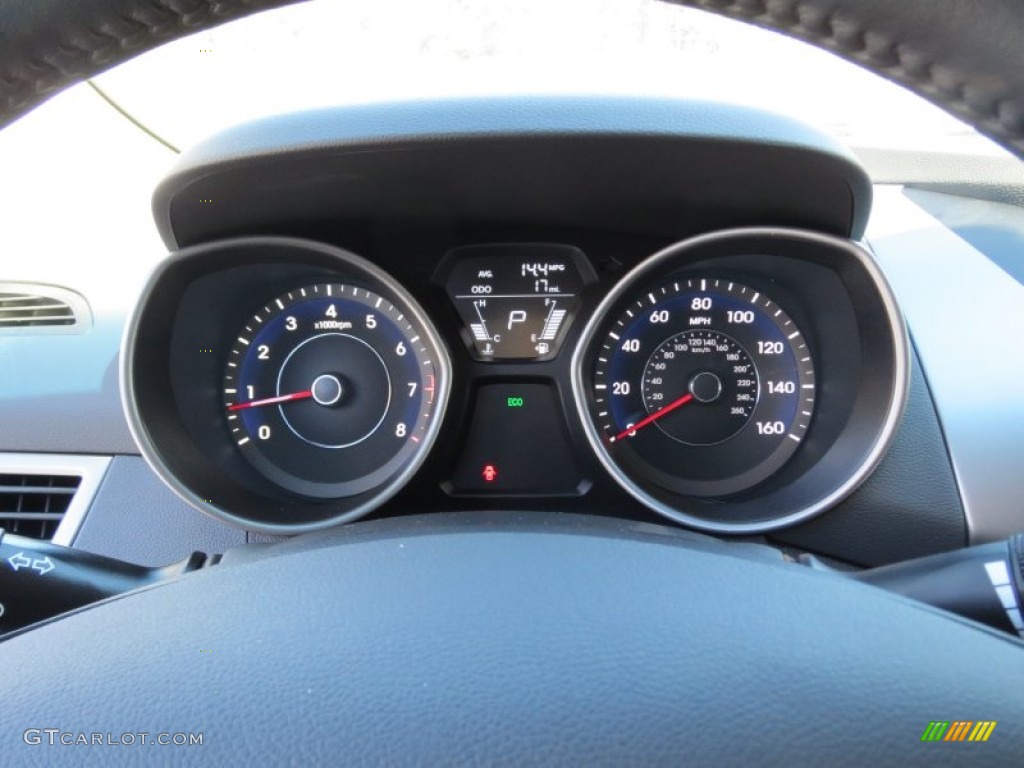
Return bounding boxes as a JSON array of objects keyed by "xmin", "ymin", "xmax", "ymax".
[{"xmin": 122, "ymin": 227, "xmax": 907, "ymax": 534}]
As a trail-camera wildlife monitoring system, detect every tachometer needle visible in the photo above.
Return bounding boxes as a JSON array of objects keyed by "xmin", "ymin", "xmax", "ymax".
[
  {"xmin": 227, "ymin": 390, "xmax": 313, "ymax": 412},
  {"xmin": 614, "ymin": 392, "xmax": 694, "ymax": 441}
]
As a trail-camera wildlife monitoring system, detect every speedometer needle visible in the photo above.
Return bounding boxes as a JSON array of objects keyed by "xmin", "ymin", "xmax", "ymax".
[
  {"xmin": 228, "ymin": 390, "xmax": 313, "ymax": 412},
  {"xmin": 614, "ymin": 392, "xmax": 694, "ymax": 441}
]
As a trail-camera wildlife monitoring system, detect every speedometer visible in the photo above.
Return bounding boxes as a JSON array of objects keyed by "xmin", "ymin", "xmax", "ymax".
[
  {"xmin": 570, "ymin": 227, "xmax": 913, "ymax": 534},
  {"xmin": 593, "ymin": 278, "xmax": 815, "ymax": 498}
]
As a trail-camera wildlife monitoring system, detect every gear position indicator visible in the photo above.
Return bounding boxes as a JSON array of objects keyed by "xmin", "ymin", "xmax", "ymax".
[{"xmin": 438, "ymin": 244, "xmax": 595, "ymax": 361}]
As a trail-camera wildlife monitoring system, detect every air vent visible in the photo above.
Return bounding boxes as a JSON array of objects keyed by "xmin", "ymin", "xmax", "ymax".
[
  {"xmin": 0, "ymin": 455, "xmax": 110, "ymax": 543},
  {"xmin": 0, "ymin": 473, "xmax": 81, "ymax": 540},
  {"xmin": 0, "ymin": 282, "xmax": 91, "ymax": 334}
]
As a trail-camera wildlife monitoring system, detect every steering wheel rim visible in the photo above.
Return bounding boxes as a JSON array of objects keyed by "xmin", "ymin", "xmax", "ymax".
[{"xmin": 3, "ymin": 513, "xmax": 1024, "ymax": 763}]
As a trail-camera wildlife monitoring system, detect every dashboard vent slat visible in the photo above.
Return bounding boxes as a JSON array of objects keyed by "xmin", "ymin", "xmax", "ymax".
[
  {"xmin": 0, "ymin": 473, "xmax": 81, "ymax": 540},
  {"xmin": 0, "ymin": 294, "xmax": 75, "ymax": 326},
  {"xmin": 0, "ymin": 283, "xmax": 91, "ymax": 334}
]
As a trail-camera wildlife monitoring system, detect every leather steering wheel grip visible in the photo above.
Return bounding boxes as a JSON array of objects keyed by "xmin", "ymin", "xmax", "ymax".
[
  {"xmin": 0, "ymin": 0, "xmax": 303, "ymax": 128},
  {"xmin": 2, "ymin": 514, "xmax": 1023, "ymax": 764},
  {"xmin": 3, "ymin": 0, "xmax": 1024, "ymax": 158},
  {"xmin": 664, "ymin": 0, "xmax": 1024, "ymax": 156}
]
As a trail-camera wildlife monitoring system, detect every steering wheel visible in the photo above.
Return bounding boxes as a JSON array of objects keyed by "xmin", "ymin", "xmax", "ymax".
[{"xmin": 1, "ymin": 1, "xmax": 1022, "ymax": 764}]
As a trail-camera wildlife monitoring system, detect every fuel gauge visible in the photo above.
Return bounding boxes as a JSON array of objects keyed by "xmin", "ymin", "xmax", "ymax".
[{"xmin": 439, "ymin": 244, "xmax": 594, "ymax": 361}]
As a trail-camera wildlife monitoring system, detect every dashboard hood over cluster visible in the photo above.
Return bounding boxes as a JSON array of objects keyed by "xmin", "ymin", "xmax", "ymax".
[
  {"xmin": 151, "ymin": 96, "xmax": 873, "ymax": 249},
  {"xmin": 118, "ymin": 95, "xmax": 928, "ymax": 553}
]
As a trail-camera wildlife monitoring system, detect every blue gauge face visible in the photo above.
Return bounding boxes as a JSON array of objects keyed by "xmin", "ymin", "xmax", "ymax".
[
  {"xmin": 590, "ymin": 277, "xmax": 815, "ymax": 498},
  {"xmin": 223, "ymin": 283, "xmax": 441, "ymax": 499}
]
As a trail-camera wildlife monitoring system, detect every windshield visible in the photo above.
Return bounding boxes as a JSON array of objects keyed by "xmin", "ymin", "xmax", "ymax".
[{"xmin": 89, "ymin": 0, "xmax": 999, "ymax": 154}]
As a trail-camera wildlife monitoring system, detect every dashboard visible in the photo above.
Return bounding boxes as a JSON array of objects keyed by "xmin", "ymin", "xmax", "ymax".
[
  {"xmin": 7, "ymin": 3, "xmax": 1024, "ymax": 762},
  {"xmin": 102, "ymin": 96, "xmax": 949, "ymax": 560},
  {"xmin": 0, "ymin": 96, "xmax": 996, "ymax": 568}
]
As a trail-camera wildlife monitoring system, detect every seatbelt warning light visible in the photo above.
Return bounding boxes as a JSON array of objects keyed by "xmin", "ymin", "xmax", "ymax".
[{"xmin": 482, "ymin": 464, "xmax": 498, "ymax": 482}]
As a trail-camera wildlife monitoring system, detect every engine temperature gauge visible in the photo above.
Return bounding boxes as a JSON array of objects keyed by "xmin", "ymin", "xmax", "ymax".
[{"xmin": 439, "ymin": 244, "xmax": 595, "ymax": 361}]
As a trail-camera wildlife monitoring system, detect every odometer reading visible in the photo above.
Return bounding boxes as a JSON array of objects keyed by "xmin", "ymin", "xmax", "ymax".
[
  {"xmin": 223, "ymin": 283, "xmax": 441, "ymax": 499},
  {"xmin": 591, "ymin": 278, "xmax": 815, "ymax": 498}
]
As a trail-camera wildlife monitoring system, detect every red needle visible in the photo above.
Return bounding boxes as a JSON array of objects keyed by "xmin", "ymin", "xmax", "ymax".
[
  {"xmin": 614, "ymin": 392, "xmax": 695, "ymax": 441},
  {"xmin": 228, "ymin": 390, "xmax": 313, "ymax": 412}
]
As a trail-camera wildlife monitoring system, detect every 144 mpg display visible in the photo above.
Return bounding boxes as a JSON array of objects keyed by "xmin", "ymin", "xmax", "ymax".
[
  {"xmin": 588, "ymin": 278, "xmax": 815, "ymax": 497},
  {"xmin": 441, "ymin": 245, "xmax": 591, "ymax": 361}
]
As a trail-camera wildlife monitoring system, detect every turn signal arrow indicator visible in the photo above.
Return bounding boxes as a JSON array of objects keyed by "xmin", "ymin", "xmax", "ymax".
[
  {"xmin": 6, "ymin": 552, "xmax": 55, "ymax": 575},
  {"xmin": 7, "ymin": 552, "xmax": 30, "ymax": 571}
]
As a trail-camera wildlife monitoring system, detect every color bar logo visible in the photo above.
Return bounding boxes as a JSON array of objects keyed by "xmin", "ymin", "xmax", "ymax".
[{"xmin": 921, "ymin": 721, "xmax": 997, "ymax": 742}]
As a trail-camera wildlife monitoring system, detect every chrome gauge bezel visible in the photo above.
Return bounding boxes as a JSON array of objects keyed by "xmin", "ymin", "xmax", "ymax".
[
  {"xmin": 571, "ymin": 227, "xmax": 909, "ymax": 534},
  {"xmin": 121, "ymin": 236, "xmax": 451, "ymax": 534}
]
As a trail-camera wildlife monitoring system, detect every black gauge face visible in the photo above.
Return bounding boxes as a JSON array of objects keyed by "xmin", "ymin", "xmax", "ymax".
[
  {"xmin": 589, "ymin": 277, "xmax": 815, "ymax": 498},
  {"xmin": 641, "ymin": 330, "xmax": 757, "ymax": 445},
  {"xmin": 223, "ymin": 283, "xmax": 442, "ymax": 498}
]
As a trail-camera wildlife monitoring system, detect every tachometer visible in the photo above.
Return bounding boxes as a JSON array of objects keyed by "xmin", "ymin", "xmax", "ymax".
[
  {"xmin": 592, "ymin": 278, "xmax": 814, "ymax": 498},
  {"xmin": 123, "ymin": 236, "xmax": 453, "ymax": 534},
  {"xmin": 223, "ymin": 283, "xmax": 441, "ymax": 499}
]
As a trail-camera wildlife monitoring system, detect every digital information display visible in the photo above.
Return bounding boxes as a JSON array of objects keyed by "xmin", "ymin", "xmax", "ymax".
[{"xmin": 441, "ymin": 244, "xmax": 594, "ymax": 361}]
